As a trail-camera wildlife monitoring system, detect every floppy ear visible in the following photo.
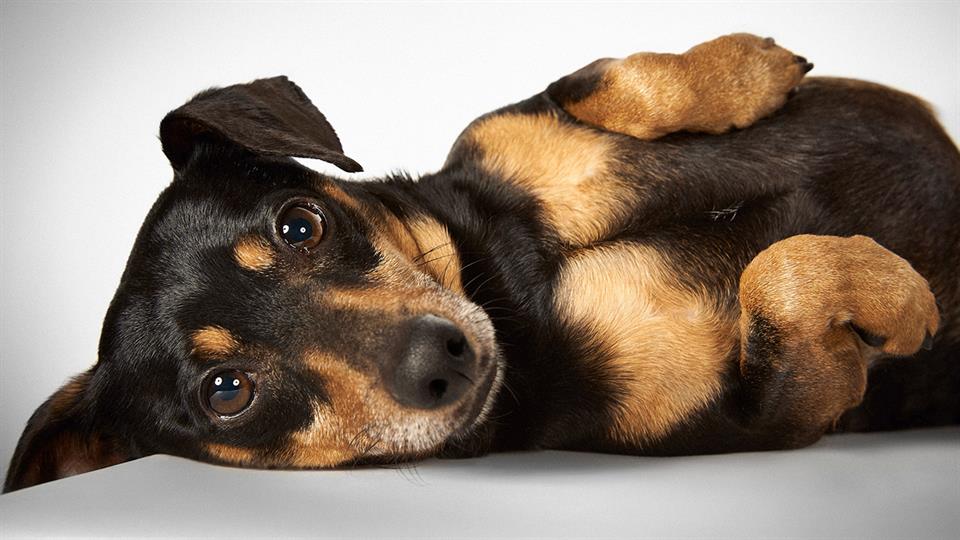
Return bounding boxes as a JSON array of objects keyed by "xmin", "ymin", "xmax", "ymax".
[
  {"xmin": 159, "ymin": 75, "xmax": 362, "ymax": 173},
  {"xmin": 4, "ymin": 371, "xmax": 130, "ymax": 493}
]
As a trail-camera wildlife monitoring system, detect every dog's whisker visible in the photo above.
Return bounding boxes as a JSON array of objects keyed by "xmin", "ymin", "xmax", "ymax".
[
  {"xmin": 356, "ymin": 433, "xmax": 384, "ymax": 463},
  {"xmin": 440, "ymin": 253, "xmax": 456, "ymax": 286},
  {"xmin": 500, "ymin": 380, "xmax": 521, "ymax": 406},
  {"xmin": 457, "ymin": 256, "xmax": 490, "ymax": 275},
  {"xmin": 480, "ymin": 306, "xmax": 506, "ymax": 313},
  {"xmin": 411, "ymin": 242, "xmax": 452, "ymax": 264},
  {"xmin": 347, "ymin": 425, "xmax": 374, "ymax": 452},
  {"xmin": 484, "ymin": 410, "xmax": 514, "ymax": 423},
  {"xmin": 417, "ymin": 253, "xmax": 455, "ymax": 268},
  {"xmin": 478, "ymin": 297, "xmax": 512, "ymax": 309},
  {"xmin": 463, "ymin": 273, "xmax": 502, "ymax": 300},
  {"xmin": 469, "ymin": 273, "xmax": 500, "ymax": 294},
  {"xmin": 396, "ymin": 461, "xmax": 426, "ymax": 486}
]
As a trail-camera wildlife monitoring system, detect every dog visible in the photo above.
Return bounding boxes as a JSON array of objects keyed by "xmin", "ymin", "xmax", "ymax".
[{"xmin": 5, "ymin": 33, "xmax": 959, "ymax": 492}]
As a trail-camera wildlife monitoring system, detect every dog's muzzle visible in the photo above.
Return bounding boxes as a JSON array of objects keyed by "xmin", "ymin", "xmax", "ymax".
[{"xmin": 386, "ymin": 314, "xmax": 478, "ymax": 409}]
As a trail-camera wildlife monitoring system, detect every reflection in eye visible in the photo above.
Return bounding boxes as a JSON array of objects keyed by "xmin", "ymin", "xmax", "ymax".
[{"xmin": 205, "ymin": 370, "xmax": 253, "ymax": 416}]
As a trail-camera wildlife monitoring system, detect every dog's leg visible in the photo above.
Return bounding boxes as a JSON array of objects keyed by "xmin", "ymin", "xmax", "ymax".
[
  {"xmin": 547, "ymin": 33, "xmax": 812, "ymax": 140},
  {"xmin": 736, "ymin": 235, "xmax": 940, "ymax": 447}
]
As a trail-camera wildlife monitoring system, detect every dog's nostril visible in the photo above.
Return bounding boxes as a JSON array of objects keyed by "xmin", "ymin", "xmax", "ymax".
[
  {"xmin": 446, "ymin": 336, "xmax": 467, "ymax": 357},
  {"xmin": 428, "ymin": 379, "xmax": 448, "ymax": 400},
  {"xmin": 388, "ymin": 315, "xmax": 477, "ymax": 409}
]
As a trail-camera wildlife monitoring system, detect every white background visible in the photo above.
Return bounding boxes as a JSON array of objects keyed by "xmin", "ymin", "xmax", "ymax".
[{"xmin": 1, "ymin": 1, "xmax": 958, "ymax": 483}]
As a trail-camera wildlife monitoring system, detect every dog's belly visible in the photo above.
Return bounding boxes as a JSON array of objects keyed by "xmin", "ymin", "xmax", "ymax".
[{"xmin": 553, "ymin": 241, "xmax": 738, "ymax": 445}]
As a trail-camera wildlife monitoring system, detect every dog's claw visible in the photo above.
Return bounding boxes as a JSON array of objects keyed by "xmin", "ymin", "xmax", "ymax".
[
  {"xmin": 852, "ymin": 324, "xmax": 934, "ymax": 352},
  {"xmin": 794, "ymin": 56, "xmax": 814, "ymax": 74},
  {"xmin": 851, "ymin": 324, "xmax": 887, "ymax": 348}
]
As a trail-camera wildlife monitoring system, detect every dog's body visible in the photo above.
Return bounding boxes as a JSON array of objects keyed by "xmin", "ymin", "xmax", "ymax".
[
  {"xmin": 6, "ymin": 35, "xmax": 959, "ymax": 492},
  {"xmin": 439, "ymin": 77, "xmax": 958, "ymax": 457}
]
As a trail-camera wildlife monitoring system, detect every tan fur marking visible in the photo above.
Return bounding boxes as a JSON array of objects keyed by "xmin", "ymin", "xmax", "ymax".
[
  {"xmin": 322, "ymin": 284, "xmax": 417, "ymax": 314},
  {"xmin": 233, "ymin": 236, "xmax": 275, "ymax": 271},
  {"xmin": 564, "ymin": 33, "xmax": 807, "ymax": 140},
  {"xmin": 284, "ymin": 350, "xmax": 472, "ymax": 467},
  {"xmin": 407, "ymin": 217, "xmax": 464, "ymax": 293},
  {"xmin": 206, "ymin": 443, "xmax": 256, "ymax": 465},
  {"xmin": 377, "ymin": 211, "xmax": 421, "ymax": 271},
  {"xmin": 554, "ymin": 243, "xmax": 736, "ymax": 444},
  {"xmin": 321, "ymin": 180, "xmax": 464, "ymax": 293},
  {"xmin": 287, "ymin": 402, "xmax": 358, "ymax": 468},
  {"xmin": 191, "ymin": 326, "xmax": 239, "ymax": 358},
  {"xmin": 467, "ymin": 112, "xmax": 623, "ymax": 245},
  {"xmin": 322, "ymin": 182, "xmax": 366, "ymax": 214},
  {"xmin": 378, "ymin": 213, "xmax": 464, "ymax": 293},
  {"xmin": 285, "ymin": 355, "xmax": 370, "ymax": 468}
]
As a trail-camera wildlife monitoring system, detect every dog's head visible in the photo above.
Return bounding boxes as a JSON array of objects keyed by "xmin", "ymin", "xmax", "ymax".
[{"xmin": 5, "ymin": 77, "xmax": 502, "ymax": 492}]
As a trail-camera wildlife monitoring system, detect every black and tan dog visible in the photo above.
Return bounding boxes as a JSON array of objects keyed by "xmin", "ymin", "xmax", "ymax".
[{"xmin": 6, "ymin": 34, "xmax": 959, "ymax": 492}]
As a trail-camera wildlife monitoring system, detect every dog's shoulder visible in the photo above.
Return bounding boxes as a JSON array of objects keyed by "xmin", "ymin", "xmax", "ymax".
[{"xmin": 440, "ymin": 93, "xmax": 643, "ymax": 247}]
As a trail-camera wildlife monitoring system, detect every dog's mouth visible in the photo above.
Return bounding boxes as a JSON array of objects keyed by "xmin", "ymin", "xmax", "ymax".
[{"xmin": 451, "ymin": 349, "xmax": 504, "ymax": 434}]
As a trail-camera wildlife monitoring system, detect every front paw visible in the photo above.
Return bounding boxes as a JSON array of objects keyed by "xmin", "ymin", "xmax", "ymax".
[
  {"xmin": 742, "ymin": 234, "xmax": 940, "ymax": 359},
  {"xmin": 738, "ymin": 234, "xmax": 939, "ymax": 437},
  {"xmin": 686, "ymin": 33, "xmax": 812, "ymax": 130}
]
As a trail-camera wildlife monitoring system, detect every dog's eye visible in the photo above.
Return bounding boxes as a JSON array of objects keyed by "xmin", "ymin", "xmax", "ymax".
[
  {"xmin": 205, "ymin": 370, "xmax": 253, "ymax": 416},
  {"xmin": 278, "ymin": 205, "xmax": 325, "ymax": 250}
]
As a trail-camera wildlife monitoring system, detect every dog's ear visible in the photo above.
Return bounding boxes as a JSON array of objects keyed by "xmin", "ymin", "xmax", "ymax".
[
  {"xmin": 159, "ymin": 76, "xmax": 362, "ymax": 173},
  {"xmin": 4, "ymin": 371, "xmax": 130, "ymax": 493}
]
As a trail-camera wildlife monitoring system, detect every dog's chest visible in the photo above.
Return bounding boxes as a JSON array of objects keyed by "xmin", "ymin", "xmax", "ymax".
[{"xmin": 552, "ymin": 242, "xmax": 738, "ymax": 444}]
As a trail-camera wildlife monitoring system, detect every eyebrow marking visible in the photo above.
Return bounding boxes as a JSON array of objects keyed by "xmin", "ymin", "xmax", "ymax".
[
  {"xmin": 191, "ymin": 325, "xmax": 239, "ymax": 358},
  {"xmin": 234, "ymin": 235, "xmax": 275, "ymax": 271},
  {"xmin": 321, "ymin": 182, "xmax": 365, "ymax": 214}
]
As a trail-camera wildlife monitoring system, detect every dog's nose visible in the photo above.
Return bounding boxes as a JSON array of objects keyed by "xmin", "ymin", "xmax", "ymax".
[{"xmin": 389, "ymin": 315, "xmax": 476, "ymax": 409}]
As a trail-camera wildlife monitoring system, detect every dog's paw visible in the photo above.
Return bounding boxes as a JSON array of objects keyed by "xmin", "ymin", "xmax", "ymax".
[
  {"xmin": 685, "ymin": 33, "xmax": 812, "ymax": 131},
  {"xmin": 742, "ymin": 234, "xmax": 940, "ymax": 358}
]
